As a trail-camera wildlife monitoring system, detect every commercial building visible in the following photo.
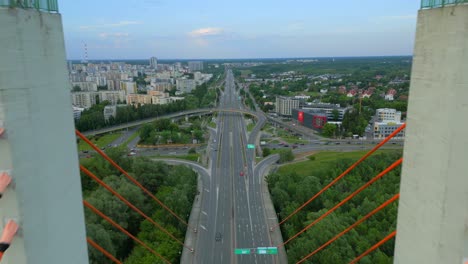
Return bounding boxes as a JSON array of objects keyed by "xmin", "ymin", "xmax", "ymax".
[
  {"xmin": 292, "ymin": 108, "xmax": 328, "ymax": 130},
  {"xmin": 149, "ymin": 56, "xmax": 158, "ymax": 69},
  {"xmin": 302, "ymin": 102, "xmax": 348, "ymax": 121},
  {"xmin": 275, "ymin": 96, "xmax": 300, "ymax": 116},
  {"xmin": 188, "ymin": 61, "xmax": 204, "ymax": 72},
  {"xmin": 376, "ymin": 108, "xmax": 402, "ymax": 122},
  {"xmin": 373, "ymin": 122, "xmax": 405, "ymax": 139},
  {"xmin": 176, "ymin": 79, "xmax": 196, "ymax": 93},
  {"xmin": 373, "ymin": 108, "xmax": 404, "ymax": 139}
]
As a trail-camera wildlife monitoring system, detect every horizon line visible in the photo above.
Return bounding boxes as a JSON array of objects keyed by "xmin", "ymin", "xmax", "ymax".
[{"xmin": 66, "ymin": 55, "xmax": 413, "ymax": 61}]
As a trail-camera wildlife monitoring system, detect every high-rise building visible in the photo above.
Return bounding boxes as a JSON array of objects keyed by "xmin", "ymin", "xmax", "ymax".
[
  {"xmin": 149, "ymin": 57, "xmax": 158, "ymax": 69},
  {"xmin": 120, "ymin": 80, "xmax": 137, "ymax": 95},
  {"xmin": 275, "ymin": 96, "xmax": 300, "ymax": 116},
  {"xmin": 188, "ymin": 61, "xmax": 204, "ymax": 72},
  {"xmin": 176, "ymin": 79, "xmax": 196, "ymax": 93}
]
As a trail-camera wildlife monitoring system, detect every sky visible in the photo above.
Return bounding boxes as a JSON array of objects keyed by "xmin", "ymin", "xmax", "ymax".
[{"xmin": 61, "ymin": 0, "xmax": 420, "ymax": 60}]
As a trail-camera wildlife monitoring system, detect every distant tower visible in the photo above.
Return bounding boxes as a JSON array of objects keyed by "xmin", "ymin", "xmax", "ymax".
[
  {"xmin": 394, "ymin": 2, "xmax": 468, "ymax": 264},
  {"xmin": 82, "ymin": 42, "xmax": 88, "ymax": 63},
  {"xmin": 149, "ymin": 56, "xmax": 158, "ymax": 69}
]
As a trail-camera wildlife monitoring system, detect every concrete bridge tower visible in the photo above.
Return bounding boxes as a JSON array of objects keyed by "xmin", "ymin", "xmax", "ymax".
[
  {"xmin": 0, "ymin": 2, "xmax": 89, "ymax": 264},
  {"xmin": 394, "ymin": 1, "xmax": 468, "ymax": 263}
]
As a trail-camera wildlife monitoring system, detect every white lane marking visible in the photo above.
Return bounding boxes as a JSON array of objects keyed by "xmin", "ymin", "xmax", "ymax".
[
  {"xmin": 200, "ymin": 225, "xmax": 207, "ymax": 231},
  {"xmin": 204, "ymin": 188, "xmax": 210, "ymax": 192},
  {"xmin": 202, "ymin": 211, "xmax": 207, "ymax": 216}
]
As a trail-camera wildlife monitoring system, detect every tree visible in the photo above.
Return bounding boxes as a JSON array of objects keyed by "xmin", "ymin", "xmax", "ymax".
[
  {"xmin": 332, "ymin": 109, "xmax": 340, "ymax": 121},
  {"xmin": 322, "ymin": 123, "xmax": 337, "ymax": 138},
  {"xmin": 263, "ymin": 147, "xmax": 271, "ymax": 157},
  {"xmin": 278, "ymin": 149, "xmax": 294, "ymax": 163}
]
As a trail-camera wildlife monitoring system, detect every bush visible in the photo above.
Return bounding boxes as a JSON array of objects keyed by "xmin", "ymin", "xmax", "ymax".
[{"xmin": 188, "ymin": 147, "xmax": 197, "ymax": 154}]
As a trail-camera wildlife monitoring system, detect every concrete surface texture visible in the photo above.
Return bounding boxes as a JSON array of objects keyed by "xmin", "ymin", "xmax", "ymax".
[
  {"xmin": 394, "ymin": 4, "xmax": 468, "ymax": 264},
  {"xmin": 0, "ymin": 8, "xmax": 89, "ymax": 264}
]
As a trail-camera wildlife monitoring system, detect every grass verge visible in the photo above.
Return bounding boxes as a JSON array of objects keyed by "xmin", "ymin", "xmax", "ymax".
[
  {"xmin": 78, "ymin": 133, "xmax": 122, "ymax": 151},
  {"xmin": 277, "ymin": 150, "xmax": 399, "ymax": 177}
]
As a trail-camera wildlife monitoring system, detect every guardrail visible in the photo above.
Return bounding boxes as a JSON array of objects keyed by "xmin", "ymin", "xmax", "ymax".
[
  {"xmin": 0, "ymin": 0, "xmax": 58, "ymax": 12},
  {"xmin": 421, "ymin": 0, "xmax": 468, "ymax": 8}
]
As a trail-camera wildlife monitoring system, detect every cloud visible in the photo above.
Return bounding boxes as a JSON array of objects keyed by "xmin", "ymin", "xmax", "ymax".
[
  {"xmin": 99, "ymin": 32, "xmax": 130, "ymax": 39},
  {"xmin": 80, "ymin": 21, "xmax": 142, "ymax": 30},
  {"xmin": 189, "ymin": 27, "xmax": 223, "ymax": 37}
]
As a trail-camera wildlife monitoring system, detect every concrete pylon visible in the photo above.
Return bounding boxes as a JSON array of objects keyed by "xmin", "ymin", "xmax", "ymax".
[
  {"xmin": 0, "ymin": 7, "xmax": 89, "ymax": 264},
  {"xmin": 394, "ymin": 3, "xmax": 468, "ymax": 264}
]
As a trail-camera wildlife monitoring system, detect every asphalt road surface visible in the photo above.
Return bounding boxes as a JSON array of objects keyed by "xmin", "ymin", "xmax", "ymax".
[{"xmin": 191, "ymin": 70, "xmax": 276, "ymax": 264}]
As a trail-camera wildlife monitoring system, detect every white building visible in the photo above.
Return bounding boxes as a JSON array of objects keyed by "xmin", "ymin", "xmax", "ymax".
[
  {"xmin": 373, "ymin": 108, "xmax": 404, "ymax": 139},
  {"xmin": 373, "ymin": 122, "xmax": 405, "ymax": 139},
  {"xmin": 376, "ymin": 108, "xmax": 402, "ymax": 122},
  {"xmin": 176, "ymin": 79, "xmax": 196, "ymax": 93},
  {"xmin": 71, "ymin": 91, "xmax": 126, "ymax": 108},
  {"xmin": 275, "ymin": 96, "xmax": 300, "ymax": 116},
  {"xmin": 72, "ymin": 106, "xmax": 85, "ymax": 120},
  {"xmin": 103, "ymin": 104, "xmax": 127, "ymax": 121},
  {"xmin": 100, "ymin": 90, "xmax": 126, "ymax": 105}
]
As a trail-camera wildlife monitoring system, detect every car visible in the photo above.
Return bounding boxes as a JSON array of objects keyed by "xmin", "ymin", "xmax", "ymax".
[
  {"xmin": 300, "ymin": 143, "xmax": 305, "ymax": 145},
  {"xmin": 83, "ymin": 150, "xmax": 89, "ymax": 153},
  {"xmin": 128, "ymin": 151, "xmax": 136, "ymax": 156},
  {"xmin": 86, "ymin": 155, "xmax": 91, "ymax": 158},
  {"xmin": 292, "ymin": 145, "xmax": 298, "ymax": 149},
  {"xmin": 284, "ymin": 144, "xmax": 289, "ymax": 147},
  {"xmin": 240, "ymin": 171, "xmax": 244, "ymax": 176},
  {"xmin": 215, "ymin": 232, "xmax": 222, "ymax": 241}
]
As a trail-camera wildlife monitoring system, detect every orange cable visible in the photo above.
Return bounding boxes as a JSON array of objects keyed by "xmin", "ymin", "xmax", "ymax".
[
  {"xmin": 279, "ymin": 158, "xmax": 402, "ymax": 247},
  {"xmin": 296, "ymin": 194, "xmax": 400, "ymax": 264},
  {"xmin": 273, "ymin": 123, "xmax": 406, "ymax": 230},
  {"xmin": 0, "ymin": 220, "xmax": 19, "ymax": 262},
  {"xmin": 87, "ymin": 237, "xmax": 122, "ymax": 264},
  {"xmin": 0, "ymin": 173, "xmax": 12, "ymax": 198},
  {"xmin": 349, "ymin": 230, "xmax": 397, "ymax": 264},
  {"xmin": 76, "ymin": 130, "xmax": 190, "ymax": 228},
  {"xmin": 83, "ymin": 200, "xmax": 172, "ymax": 264},
  {"xmin": 80, "ymin": 166, "xmax": 191, "ymax": 250}
]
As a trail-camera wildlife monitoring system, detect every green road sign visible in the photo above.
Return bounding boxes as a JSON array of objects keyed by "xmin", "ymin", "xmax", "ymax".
[
  {"xmin": 257, "ymin": 247, "xmax": 278, "ymax": 255},
  {"xmin": 235, "ymin": 248, "xmax": 251, "ymax": 255},
  {"xmin": 247, "ymin": 144, "xmax": 255, "ymax": 149}
]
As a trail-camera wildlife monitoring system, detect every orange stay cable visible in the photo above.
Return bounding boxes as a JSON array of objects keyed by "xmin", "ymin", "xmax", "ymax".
[
  {"xmin": 349, "ymin": 230, "xmax": 397, "ymax": 264},
  {"xmin": 296, "ymin": 194, "xmax": 400, "ymax": 264},
  {"xmin": 80, "ymin": 165, "xmax": 191, "ymax": 251},
  {"xmin": 76, "ymin": 130, "xmax": 190, "ymax": 228},
  {"xmin": 0, "ymin": 220, "xmax": 19, "ymax": 262},
  {"xmin": 83, "ymin": 200, "xmax": 171, "ymax": 264},
  {"xmin": 87, "ymin": 237, "xmax": 122, "ymax": 264},
  {"xmin": 0, "ymin": 172, "xmax": 12, "ymax": 198},
  {"xmin": 280, "ymin": 158, "xmax": 402, "ymax": 247},
  {"xmin": 273, "ymin": 123, "xmax": 406, "ymax": 230}
]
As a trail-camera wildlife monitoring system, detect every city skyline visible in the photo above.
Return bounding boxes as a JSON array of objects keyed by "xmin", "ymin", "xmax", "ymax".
[{"xmin": 62, "ymin": 0, "xmax": 420, "ymax": 60}]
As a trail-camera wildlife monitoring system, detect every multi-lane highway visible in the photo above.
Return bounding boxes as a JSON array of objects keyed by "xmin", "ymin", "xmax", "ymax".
[{"xmin": 187, "ymin": 69, "xmax": 277, "ymax": 263}]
